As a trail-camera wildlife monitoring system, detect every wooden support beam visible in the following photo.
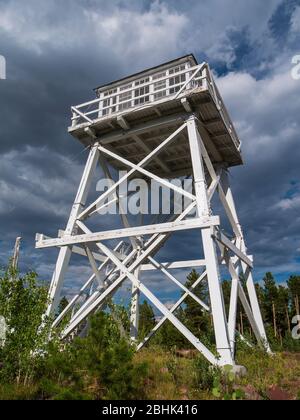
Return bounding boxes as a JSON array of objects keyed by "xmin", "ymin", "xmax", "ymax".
[
  {"xmin": 36, "ymin": 216, "xmax": 220, "ymax": 249},
  {"xmin": 181, "ymin": 98, "xmax": 193, "ymax": 113},
  {"xmin": 132, "ymin": 134, "xmax": 170, "ymax": 174},
  {"xmin": 117, "ymin": 115, "xmax": 130, "ymax": 130},
  {"xmin": 140, "ymin": 259, "xmax": 206, "ymax": 271},
  {"xmin": 213, "ymin": 230, "xmax": 253, "ymax": 268}
]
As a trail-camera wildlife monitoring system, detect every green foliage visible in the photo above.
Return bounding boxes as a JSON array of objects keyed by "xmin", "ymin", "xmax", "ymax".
[
  {"xmin": 211, "ymin": 365, "xmax": 245, "ymax": 400},
  {"xmin": 72, "ymin": 312, "xmax": 148, "ymax": 400},
  {"xmin": 183, "ymin": 270, "xmax": 211, "ymax": 338},
  {"xmin": 32, "ymin": 311, "xmax": 148, "ymax": 400},
  {"xmin": 153, "ymin": 317, "xmax": 189, "ymax": 349},
  {"xmin": 58, "ymin": 297, "xmax": 69, "ymax": 315},
  {"xmin": 138, "ymin": 300, "xmax": 155, "ymax": 339},
  {"xmin": 0, "ymin": 267, "xmax": 50, "ymax": 385},
  {"xmin": 193, "ymin": 357, "xmax": 245, "ymax": 400},
  {"xmin": 0, "ymin": 266, "xmax": 148, "ymax": 400},
  {"xmin": 193, "ymin": 355, "xmax": 221, "ymax": 391},
  {"xmin": 0, "ymin": 262, "xmax": 299, "ymax": 400}
]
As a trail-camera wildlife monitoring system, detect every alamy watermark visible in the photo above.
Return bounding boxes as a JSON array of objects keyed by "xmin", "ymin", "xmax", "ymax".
[
  {"xmin": 96, "ymin": 171, "xmax": 195, "ymax": 216},
  {"xmin": 0, "ymin": 55, "xmax": 6, "ymax": 80},
  {"xmin": 291, "ymin": 55, "xmax": 300, "ymax": 80},
  {"xmin": 292, "ymin": 315, "xmax": 300, "ymax": 340}
]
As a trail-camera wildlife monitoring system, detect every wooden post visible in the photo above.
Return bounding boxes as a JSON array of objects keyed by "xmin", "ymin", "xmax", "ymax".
[
  {"xmin": 240, "ymin": 311, "xmax": 244, "ymax": 336},
  {"xmin": 286, "ymin": 305, "xmax": 291, "ymax": 334},
  {"xmin": 295, "ymin": 295, "xmax": 300, "ymax": 317},
  {"xmin": 272, "ymin": 302, "xmax": 277, "ymax": 338},
  {"xmin": 12, "ymin": 237, "xmax": 21, "ymax": 271}
]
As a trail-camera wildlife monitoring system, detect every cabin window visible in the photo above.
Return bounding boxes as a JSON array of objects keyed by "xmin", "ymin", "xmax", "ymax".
[
  {"xmin": 119, "ymin": 91, "xmax": 132, "ymax": 102},
  {"xmin": 169, "ymin": 74, "xmax": 186, "ymax": 86},
  {"xmin": 120, "ymin": 83, "xmax": 132, "ymax": 91},
  {"xmin": 169, "ymin": 64, "xmax": 186, "ymax": 75},
  {"xmin": 134, "ymin": 86, "xmax": 150, "ymax": 97},
  {"xmin": 103, "ymin": 98, "xmax": 110, "ymax": 108},
  {"xmin": 135, "ymin": 77, "xmax": 150, "ymax": 86},
  {"xmin": 154, "ymin": 90, "xmax": 167, "ymax": 100},
  {"xmin": 169, "ymin": 86, "xmax": 181, "ymax": 94},
  {"xmin": 104, "ymin": 88, "xmax": 117, "ymax": 97},
  {"xmin": 153, "ymin": 71, "xmax": 166, "ymax": 81},
  {"xmin": 134, "ymin": 96, "xmax": 150, "ymax": 106},
  {"xmin": 154, "ymin": 80, "xmax": 166, "ymax": 91},
  {"xmin": 119, "ymin": 101, "xmax": 132, "ymax": 111}
]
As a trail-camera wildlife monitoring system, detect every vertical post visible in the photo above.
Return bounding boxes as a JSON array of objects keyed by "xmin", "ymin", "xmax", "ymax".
[
  {"xmin": 45, "ymin": 144, "xmax": 100, "ymax": 317},
  {"xmin": 220, "ymin": 169, "xmax": 271, "ymax": 352},
  {"xmin": 224, "ymin": 250, "xmax": 240, "ymax": 357},
  {"xmin": 12, "ymin": 237, "xmax": 21, "ymax": 272},
  {"xmin": 187, "ymin": 116, "xmax": 233, "ymax": 366},
  {"xmin": 130, "ymin": 272, "xmax": 140, "ymax": 342}
]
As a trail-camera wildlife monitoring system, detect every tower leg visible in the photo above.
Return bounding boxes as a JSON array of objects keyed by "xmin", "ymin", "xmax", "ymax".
[
  {"xmin": 220, "ymin": 169, "xmax": 271, "ymax": 352},
  {"xmin": 45, "ymin": 144, "xmax": 99, "ymax": 317},
  {"xmin": 187, "ymin": 116, "xmax": 233, "ymax": 366},
  {"xmin": 130, "ymin": 280, "xmax": 140, "ymax": 342}
]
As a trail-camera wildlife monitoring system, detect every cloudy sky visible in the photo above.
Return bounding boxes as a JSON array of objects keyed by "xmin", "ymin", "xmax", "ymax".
[{"xmin": 0, "ymin": 0, "xmax": 300, "ymax": 302}]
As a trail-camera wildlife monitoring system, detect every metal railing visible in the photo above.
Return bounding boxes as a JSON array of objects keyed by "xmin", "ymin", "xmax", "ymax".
[{"xmin": 70, "ymin": 63, "xmax": 240, "ymax": 150}]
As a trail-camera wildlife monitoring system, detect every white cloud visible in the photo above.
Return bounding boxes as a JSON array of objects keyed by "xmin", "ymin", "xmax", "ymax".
[
  {"xmin": 275, "ymin": 195, "xmax": 300, "ymax": 211},
  {"xmin": 84, "ymin": 1, "xmax": 188, "ymax": 68},
  {"xmin": 291, "ymin": 6, "xmax": 300, "ymax": 33},
  {"xmin": 216, "ymin": 67, "xmax": 300, "ymax": 158},
  {"xmin": 0, "ymin": 146, "xmax": 82, "ymax": 217}
]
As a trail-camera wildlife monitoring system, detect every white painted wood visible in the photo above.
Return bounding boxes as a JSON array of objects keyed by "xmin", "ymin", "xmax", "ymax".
[
  {"xmin": 98, "ymin": 144, "xmax": 196, "ymax": 201},
  {"xmin": 187, "ymin": 115, "xmax": 233, "ymax": 366},
  {"xmin": 140, "ymin": 259, "xmax": 206, "ymax": 271},
  {"xmin": 147, "ymin": 256, "xmax": 210, "ymax": 311},
  {"xmin": 181, "ymin": 98, "xmax": 192, "ymax": 113},
  {"xmin": 78, "ymin": 123, "xmax": 187, "ymax": 220},
  {"xmin": 52, "ymin": 242, "xmax": 124, "ymax": 329},
  {"xmin": 213, "ymin": 230, "xmax": 253, "ymax": 268},
  {"xmin": 38, "ymin": 79, "xmax": 269, "ymax": 369},
  {"xmin": 85, "ymin": 240, "xmax": 219, "ymax": 365},
  {"xmin": 62, "ymin": 201, "xmax": 197, "ymax": 337},
  {"xmin": 36, "ymin": 217, "xmax": 220, "ymax": 249},
  {"xmin": 137, "ymin": 270, "xmax": 208, "ymax": 350},
  {"xmin": 45, "ymin": 143, "xmax": 100, "ymax": 317}
]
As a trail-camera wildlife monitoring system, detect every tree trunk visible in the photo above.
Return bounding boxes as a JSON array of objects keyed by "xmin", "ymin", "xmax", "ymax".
[
  {"xmin": 295, "ymin": 295, "xmax": 299, "ymax": 317},
  {"xmin": 285, "ymin": 305, "xmax": 291, "ymax": 334},
  {"xmin": 279, "ymin": 329, "xmax": 283, "ymax": 348},
  {"xmin": 240, "ymin": 311, "xmax": 244, "ymax": 336},
  {"xmin": 272, "ymin": 301, "xmax": 277, "ymax": 338}
]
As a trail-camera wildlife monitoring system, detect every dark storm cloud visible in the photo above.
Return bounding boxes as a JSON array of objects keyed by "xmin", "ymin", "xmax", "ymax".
[{"xmin": 0, "ymin": 0, "xmax": 299, "ymax": 289}]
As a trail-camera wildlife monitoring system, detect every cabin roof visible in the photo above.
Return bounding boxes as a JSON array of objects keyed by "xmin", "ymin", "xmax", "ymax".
[{"xmin": 93, "ymin": 54, "xmax": 198, "ymax": 94}]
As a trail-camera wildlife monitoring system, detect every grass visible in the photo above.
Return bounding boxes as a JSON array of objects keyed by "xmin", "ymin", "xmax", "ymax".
[
  {"xmin": 135, "ymin": 346, "xmax": 300, "ymax": 400},
  {"xmin": 0, "ymin": 346, "xmax": 299, "ymax": 400}
]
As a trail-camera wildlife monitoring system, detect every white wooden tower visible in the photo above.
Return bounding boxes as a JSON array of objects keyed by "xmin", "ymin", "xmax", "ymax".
[{"xmin": 36, "ymin": 55, "xmax": 270, "ymax": 367}]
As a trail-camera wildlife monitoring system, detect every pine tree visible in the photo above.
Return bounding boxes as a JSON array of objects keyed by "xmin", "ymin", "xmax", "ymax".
[
  {"xmin": 262, "ymin": 272, "xmax": 278, "ymax": 337},
  {"xmin": 138, "ymin": 300, "xmax": 155, "ymax": 339},
  {"xmin": 276, "ymin": 285, "xmax": 290, "ymax": 340},
  {"xmin": 58, "ymin": 296, "xmax": 69, "ymax": 315},
  {"xmin": 287, "ymin": 275, "xmax": 300, "ymax": 316},
  {"xmin": 183, "ymin": 269, "xmax": 210, "ymax": 338}
]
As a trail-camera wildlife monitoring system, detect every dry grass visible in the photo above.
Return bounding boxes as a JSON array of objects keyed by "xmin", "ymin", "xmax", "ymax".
[{"xmin": 135, "ymin": 346, "xmax": 300, "ymax": 400}]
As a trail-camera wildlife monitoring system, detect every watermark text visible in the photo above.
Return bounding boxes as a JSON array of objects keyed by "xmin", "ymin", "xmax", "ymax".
[
  {"xmin": 0, "ymin": 55, "xmax": 6, "ymax": 80},
  {"xmin": 292, "ymin": 315, "xmax": 300, "ymax": 339},
  {"xmin": 291, "ymin": 55, "xmax": 300, "ymax": 80}
]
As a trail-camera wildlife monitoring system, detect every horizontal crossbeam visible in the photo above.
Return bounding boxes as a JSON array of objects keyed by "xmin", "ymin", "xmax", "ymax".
[
  {"xmin": 140, "ymin": 259, "xmax": 206, "ymax": 271},
  {"xmin": 36, "ymin": 216, "xmax": 220, "ymax": 249},
  {"xmin": 213, "ymin": 230, "xmax": 253, "ymax": 268}
]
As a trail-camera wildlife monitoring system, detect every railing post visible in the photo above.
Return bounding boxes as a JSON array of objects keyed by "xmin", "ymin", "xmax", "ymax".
[{"xmin": 72, "ymin": 110, "xmax": 77, "ymax": 127}]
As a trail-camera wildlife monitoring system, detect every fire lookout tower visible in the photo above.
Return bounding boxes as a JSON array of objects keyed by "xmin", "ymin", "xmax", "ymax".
[{"xmin": 36, "ymin": 55, "xmax": 270, "ymax": 367}]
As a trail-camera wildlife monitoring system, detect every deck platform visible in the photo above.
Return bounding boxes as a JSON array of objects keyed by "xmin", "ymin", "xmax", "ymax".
[{"xmin": 69, "ymin": 58, "xmax": 242, "ymax": 178}]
